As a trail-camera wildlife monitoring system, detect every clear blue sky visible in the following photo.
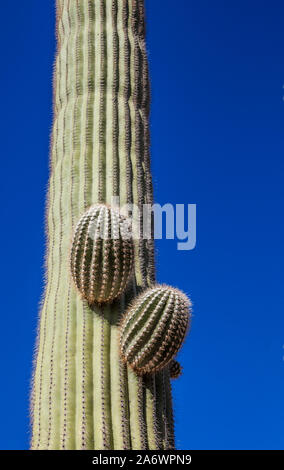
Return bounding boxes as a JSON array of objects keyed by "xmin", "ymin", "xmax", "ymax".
[{"xmin": 0, "ymin": 0, "xmax": 283, "ymax": 450}]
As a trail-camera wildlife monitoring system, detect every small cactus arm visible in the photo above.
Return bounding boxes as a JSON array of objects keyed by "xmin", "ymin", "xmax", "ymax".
[
  {"xmin": 169, "ymin": 360, "xmax": 183, "ymax": 380},
  {"xmin": 31, "ymin": 0, "xmax": 180, "ymax": 450},
  {"xmin": 70, "ymin": 204, "xmax": 134, "ymax": 304},
  {"xmin": 120, "ymin": 285, "xmax": 191, "ymax": 375}
]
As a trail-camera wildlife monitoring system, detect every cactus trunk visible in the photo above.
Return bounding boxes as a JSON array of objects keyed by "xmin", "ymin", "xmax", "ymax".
[{"xmin": 31, "ymin": 0, "xmax": 175, "ymax": 450}]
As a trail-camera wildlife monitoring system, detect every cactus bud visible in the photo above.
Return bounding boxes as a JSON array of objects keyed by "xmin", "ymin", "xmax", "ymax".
[
  {"xmin": 169, "ymin": 360, "xmax": 182, "ymax": 379},
  {"xmin": 70, "ymin": 204, "xmax": 134, "ymax": 304},
  {"xmin": 120, "ymin": 285, "xmax": 191, "ymax": 375}
]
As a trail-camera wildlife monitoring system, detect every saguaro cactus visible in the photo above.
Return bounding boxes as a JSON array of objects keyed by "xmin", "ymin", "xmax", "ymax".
[{"xmin": 31, "ymin": 0, "xmax": 178, "ymax": 450}]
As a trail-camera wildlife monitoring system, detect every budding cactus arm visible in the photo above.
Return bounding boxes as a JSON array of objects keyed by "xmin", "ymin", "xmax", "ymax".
[
  {"xmin": 31, "ymin": 0, "xmax": 174, "ymax": 450},
  {"xmin": 120, "ymin": 285, "xmax": 191, "ymax": 375}
]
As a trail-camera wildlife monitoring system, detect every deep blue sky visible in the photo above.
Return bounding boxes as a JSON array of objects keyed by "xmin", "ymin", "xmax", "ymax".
[{"xmin": 0, "ymin": 0, "xmax": 283, "ymax": 450}]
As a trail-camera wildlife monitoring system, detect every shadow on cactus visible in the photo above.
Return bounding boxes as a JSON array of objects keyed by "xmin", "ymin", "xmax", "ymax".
[
  {"xmin": 120, "ymin": 285, "xmax": 191, "ymax": 375},
  {"xmin": 70, "ymin": 204, "xmax": 134, "ymax": 305}
]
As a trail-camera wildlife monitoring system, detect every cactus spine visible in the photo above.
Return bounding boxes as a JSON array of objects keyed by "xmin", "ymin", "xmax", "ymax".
[
  {"xmin": 31, "ymin": 0, "xmax": 175, "ymax": 450},
  {"xmin": 120, "ymin": 285, "xmax": 191, "ymax": 375}
]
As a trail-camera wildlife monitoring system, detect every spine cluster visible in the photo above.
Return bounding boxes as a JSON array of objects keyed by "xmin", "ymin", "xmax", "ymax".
[
  {"xmin": 120, "ymin": 285, "xmax": 191, "ymax": 375},
  {"xmin": 70, "ymin": 204, "xmax": 134, "ymax": 304}
]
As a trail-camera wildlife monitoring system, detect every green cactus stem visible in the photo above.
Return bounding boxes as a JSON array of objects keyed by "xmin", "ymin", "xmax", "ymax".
[
  {"xmin": 120, "ymin": 285, "xmax": 191, "ymax": 375},
  {"xmin": 31, "ymin": 0, "xmax": 176, "ymax": 450},
  {"xmin": 169, "ymin": 360, "xmax": 182, "ymax": 380},
  {"xmin": 70, "ymin": 203, "xmax": 134, "ymax": 304}
]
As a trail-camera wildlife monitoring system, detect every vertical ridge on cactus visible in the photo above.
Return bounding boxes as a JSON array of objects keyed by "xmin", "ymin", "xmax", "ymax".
[
  {"xmin": 31, "ymin": 0, "xmax": 175, "ymax": 450},
  {"xmin": 120, "ymin": 285, "xmax": 191, "ymax": 375}
]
